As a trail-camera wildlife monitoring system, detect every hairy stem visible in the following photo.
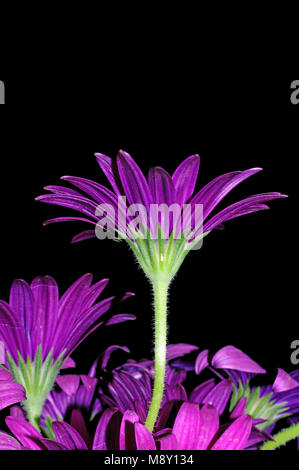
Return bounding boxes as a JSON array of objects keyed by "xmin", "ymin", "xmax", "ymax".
[
  {"xmin": 260, "ymin": 423, "xmax": 299, "ymax": 450},
  {"xmin": 145, "ymin": 275, "xmax": 169, "ymax": 433}
]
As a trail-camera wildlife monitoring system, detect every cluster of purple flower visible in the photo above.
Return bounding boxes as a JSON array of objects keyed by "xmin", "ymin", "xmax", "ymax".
[{"xmin": 1, "ymin": 151, "xmax": 297, "ymax": 450}]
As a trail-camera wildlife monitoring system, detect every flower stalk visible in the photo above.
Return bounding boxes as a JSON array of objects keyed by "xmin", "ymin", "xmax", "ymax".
[{"xmin": 145, "ymin": 274, "xmax": 170, "ymax": 432}]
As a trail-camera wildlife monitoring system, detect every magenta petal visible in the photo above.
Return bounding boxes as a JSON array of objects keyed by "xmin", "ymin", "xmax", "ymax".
[
  {"xmin": 167, "ymin": 343, "xmax": 199, "ymax": 361},
  {"xmin": 95, "ymin": 152, "xmax": 123, "ymax": 196},
  {"xmin": 100, "ymin": 345, "xmax": 130, "ymax": 370},
  {"xmin": 40, "ymin": 438, "xmax": 68, "ymax": 450},
  {"xmin": 61, "ymin": 356, "xmax": 76, "ymax": 369},
  {"xmin": 105, "ymin": 314, "xmax": 136, "ymax": 325},
  {"xmin": 273, "ymin": 368, "xmax": 299, "ymax": 393},
  {"xmin": 148, "ymin": 166, "xmax": 175, "ymax": 205},
  {"xmin": 197, "ymin": 404, "xmax": 219, "ymax": 450},
  {"xmin": 156, "ymin": 431, "xmax": 177, "ymax": 450},
  {"xmin": 56, "ymin": 375, "xmax": 80, "ymax": 396},
  {"xmin": 189, "ymin": 379, "xmax": 216, "ymax": 404},
  {"xmin": 70, "ymin": 409, "xmax": 91, "ymax": 448},
  {"xmin": 172, "ymin": 154, "xmax": 200, "ymax": 204},
  {"xmin": 134, "ymin": 422, "xmax": 156, "ymax": 450},
  {"xmin": 211, "ymin": 414, "xmax": 252, "ymax": 450},
  {"xmin": 93, "ymin": 408, "xmax": 122, "ymax": 450},
  {"xmin": 119, "ymin": 410, "xmax": 139, "ymax": 450},
  {"xmin": 117, "ymin": 150, "xmax": 153, "ymax": 211},
  {"xmin": 201, "ymin": 379, "xmax": 232, "ymax": 415},
  {"xmin": 212, "ymin": 345, "xmax": 266, "ymax": 374},
  {"xmin": 229, "ymin": 397, "xmax": 247, "ymax": 419},
  {"xmin": 203, "ymin": 192, "xmax": 286, "ymax": 233},
  {"xmin": 52, "ymin": 421, "xmax": 88, "ymax": 450},
  {"xmin": 30, "ymin": 275, "xmax": 59, "ymax": 358},
  {"xmin": 5, "ymin": 416, "xmax": 43, "ymax": 450},
  {"xmin": 195, "ymin": 349, "xmax": 209, "ymax": 375},
  {"xmin": 0, "ymin": 368, "xmax": 14, "ymax": 381},
  {"xmin": 172, "ymin": 402, "xmax": 201, "ymax": 450},
  {"xmin": 0, "ymin": 430, "xmax": 23, "ymax": 450},
  {"xmin": 80, "ymin": 375, "xmax": 98, "ymax": 393},
  {"xmin": 71, "ymin": 230, "xmax": 96, "ymax": 244},
  {"xmin": 0, "ymin": 380, "xmax": 26, "ymax": 410}
]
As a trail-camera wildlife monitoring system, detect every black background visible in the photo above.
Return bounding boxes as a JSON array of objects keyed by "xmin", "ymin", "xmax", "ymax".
[{"xmin": 0, "ymin": 72, "xmax": 297, "ymax": 383}]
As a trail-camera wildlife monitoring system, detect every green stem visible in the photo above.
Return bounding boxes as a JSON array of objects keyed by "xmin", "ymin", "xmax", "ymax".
[
  {"xmin": 260, "ymin": 423, "xmax": 299, "ymax": 450},
  {"xmin": 23, "ymin": 395, "xmax": 44, "ymax": 431},
  {"xmin": 145, "ymin": 275, "xmax": 169, "ymax": 433}
]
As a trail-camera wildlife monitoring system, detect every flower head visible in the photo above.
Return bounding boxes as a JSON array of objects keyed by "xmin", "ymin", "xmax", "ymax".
[
  {"xmin": 0, "ymin": 274, "xmax": 135, "ymax": 429},
  {"xmin": 36, "ymin": 151, "xmax": 286, "ymax": 282}
]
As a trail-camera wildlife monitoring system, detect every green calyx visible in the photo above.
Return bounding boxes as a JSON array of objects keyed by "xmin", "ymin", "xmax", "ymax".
[
  {"xmin": 230, "ymin": 380, "xmax": 290, "ymax": 431},
  {"xmin": 126, "ymin": 224, "xmax": 208, "ymax": 283},
  {"xmin": 6, "ymin": 346, "xmax": 65, "ymax": 430}
]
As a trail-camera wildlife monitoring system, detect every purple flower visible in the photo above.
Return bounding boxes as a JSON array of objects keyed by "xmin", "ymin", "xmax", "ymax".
[
  {"xmin": 36, "ymin": 152, "xmax": 286, "ymax": 432},
  {"xmin": 36, "ymin": 151, "xmax": 286, "ymax": 281},
  {"xmin": 92, "ymin": 402, "xmax": 254, "ymax": 450},
  {"xmin": 0, "ymin": 274, "xmax": 135, "ymax": 430},
  {"xmin": 0, "ymin": 367, "xmax": 26, "ymax": 411}
]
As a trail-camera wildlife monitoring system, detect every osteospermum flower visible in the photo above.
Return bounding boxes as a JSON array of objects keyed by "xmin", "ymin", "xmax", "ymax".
[
  {"xmin": 0, "ymin": 367, "xmax": 26, "ymax": 411},
  {"xmin": 0, "ymin": 274, "xmax": 135, "ymax": 430},
  {"xmin": 36, "ymin": 151, "xmax": 286, "ymax": 431}
]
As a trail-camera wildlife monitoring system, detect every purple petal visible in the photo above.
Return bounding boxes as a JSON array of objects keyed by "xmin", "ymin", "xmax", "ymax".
[
  {"xmin": 229, "ymin": 397, "xmax": 247, "ymax": 419},
  {"xmin": 0, "ymin": 368, "xmax": 14, "ymax": 381},
  {"xmin": 273, "ymin": 368, "xmax": 299, "ymax": 393},
  {"xmin": 100, "ymin": 345, "xmax": 130, "ymax": 370},
  {"xmin": 36, "ymin": 193, "xmax": 100, "ymax": 221},
  {"xmin": 43, "ymin": 216, "xmax": 96, "ymax": 226},
  {"xmin": 148, "ymin": 166, "xmax": 175, "ymax": 205},
  {"xmin": 0, "ymin": 380, "xmax": 26, "ymax": 410},
  {"xmin": 191, "ymin": 168, "xmax": 262, "ymax": 220},
  {"xmin": 119, "ymin": 410, "xmax": 139, "ymax": 450},
  {"xmin": 70, "ymin": 409, "xmax": 91, "ymax": 448},
  {"xmin": 134, "ymin": 422, "xmax": 156, "ymax": 450},
  {"xmin": 40, "ymin": 438, "xmax": 68, "ymax": 450},
  {"xmin": 5, "ymin": 416, "xmax": 43, "ymax": 450},
  {"xmin": 167, "ymin": 343, "xmax": 199, "ymax": 361},
  {"xmin": 71, "ymin": 230, "xmax": 97, "ymax": 244},
  {"xmin": 190, "ymin": 379, "xmax": 216, "ymax": 404},
  {"xmin": 93, "ymin": 408, "xmax": 122, "ymax": 450},
  {"xmin": 0, "ymin": 430, "xmax": 23, "ymax": 450},
  {"xmin": 211, "ymin": 415, "xmax": 252, "ymax": 450},
  {"xmin": 195, "ymin": 349, "xmax": 209, "ymax": 375},
  {"xmin": 0, "ymin": 300, "xmax": 24, "ymax": 362},
  {"xmin": 203, "ymin": 193, "xmax": 287, "ymax": 233},
  {"xmin": 52, "ymin": 421, "xmax": 88, "ymax": 450},
  {"xmin": 116, "ymin": 150, "xmax": 152, "ymax": 211},
  {"xmin": 56, "ymin": 375, "xmax": 80, "ymax": 396},
  {"xmin": 95, "ymin": 152, "xmax": 123, "ymax": 196},
  {"xmin": 9, "ymin": 280, "xmax": 34, "ymax": 358},
  {"xmin": 172, "ymin": 402, "xmax": 201, "ymax": 450},
  {"xmin": 201, "ymin": 379, "xmax": 232, "ymax": 415},
  {"xmin": 61, "ymin": 356, "xmax": 76, "ymax": 369},
  {"xmin": 172, "ymin": 154, "xmax": 200, "ymax": 204},
  {"xmin": 156, "ymin": 431, "xmax": 177, "ymax": 450},
  {"xmin": 197, "ymin": 404, "xmax": 219, "ymax": 450},
  {"xmin": 80, "ymin": 375, "xmax": 98, "ymax": 394},
  {"xmin": 105, "ymin": 314, "xmax": 136, "ymax": 325},
  {"xmin": 212, "ymin": 346, "xmax": 266, "ymax": 374},
  {"xmin": 30, "ymin": 275, "xmax": 59, "ymax": 359}
]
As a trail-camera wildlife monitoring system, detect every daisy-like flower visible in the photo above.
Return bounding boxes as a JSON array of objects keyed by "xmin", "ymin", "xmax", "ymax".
[
  {"xmin": 36, "ymin": 151, "xmax": 286, "ymax": 431},
  {"xmin": 0, "ymin": 366, "xmax": 26, "ymax": 411},
  {"xmin": 0, "ymin": 274, "xmax": 135, "ymax": 430}
]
